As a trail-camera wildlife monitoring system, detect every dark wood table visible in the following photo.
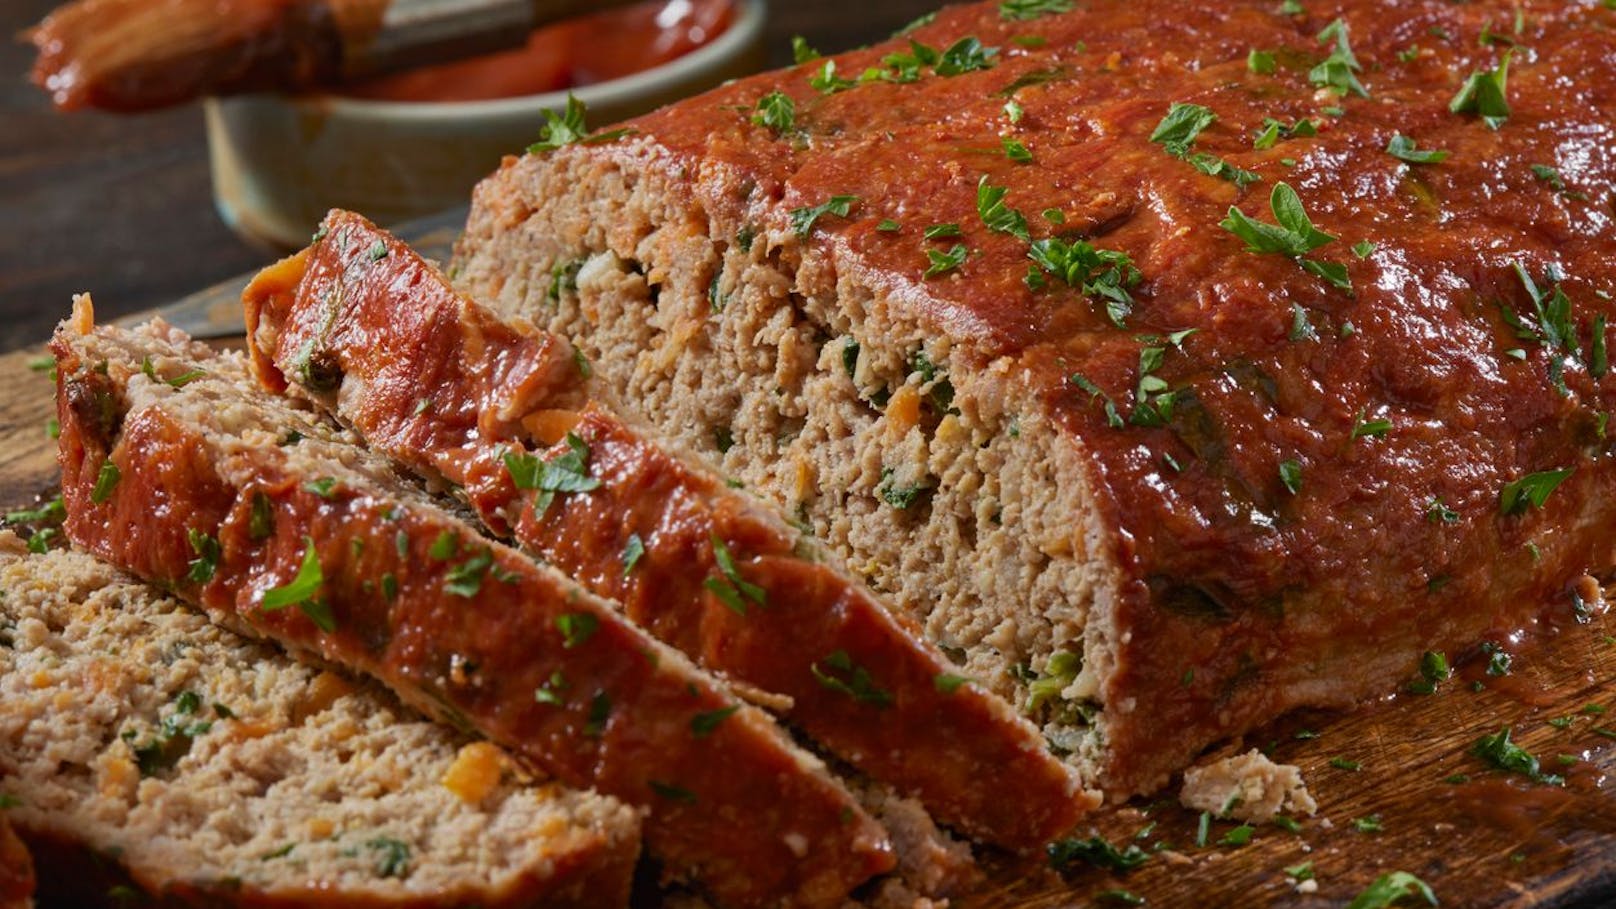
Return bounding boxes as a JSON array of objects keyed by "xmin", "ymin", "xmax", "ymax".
[{"xmin": 0, "ymin": 0, "xmax": 940, "ymax": 353}]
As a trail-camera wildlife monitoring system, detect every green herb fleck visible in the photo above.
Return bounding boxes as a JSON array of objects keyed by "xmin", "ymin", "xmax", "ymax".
[
  {"xmin": 527, "ymin": 94, "xmax": 632, "ymax": 152},
  {"xmin": 790, "ymin": 195, "xmax": 859, "ymax": 238},
  {"xmin": 690, "ymin": 705, "xmax": 740, "ymax": 738},
  {"xmin": 1047, "ymin": 834, "xmax": 1149, "ymax": 872},
  {"xmin": 1450, "ymin": 51, "xmax": 1513, "ymax": 129},
  {"xmin": 259, "ymin": 537, "xmax": 335, "ymax": 632},
  {"xmin": 811, "ymin": 650, "xmax": 893, "ymax": 707},
  {"xmin": 1386, "ymin": 134, "xmax": 1449, "ymax": 164},
  {"xmin": 1499, "ymin": 468, "xmax": 1573, "ymax": 516},
  {"xmin": 556, "ymin": 612, "xmax": 601, "ymax": 649},
  {"xmin": 91, "ymin": 460, "xmax": 121, "ymax": 504}
]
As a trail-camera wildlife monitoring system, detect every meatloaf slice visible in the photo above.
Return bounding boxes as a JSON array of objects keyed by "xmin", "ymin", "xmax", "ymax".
[
  {"xmin": 0, "ymin": 532, "xmax": 639, "ymax": 908},
  {"xmin": 453, "ymin": 0, "xmax": 1616, "ymax": 798},
  {"xmin": 50, "ymin": 304, "xmax": 894, "ymax": 909},
  {"xmin": 243, "ymin": 208, "xmax": 1091, "ymax": 850},
  {"xmin": 0, "ymin": 814, "xmax": 30, "ymax": 909}
]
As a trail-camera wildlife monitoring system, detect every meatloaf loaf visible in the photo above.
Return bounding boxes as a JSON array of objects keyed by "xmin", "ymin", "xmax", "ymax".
[
  {"xmin": 51, "ymin": 304, "xmax": 894, "ymax": 909},
  {"xmin": 453, "ymin": 0, "xmax": 1616, "ymax": 798},
  {"xmin": 243, "ymin": 208, "xmax": 1089, "ymax": 850},
  {"xmin": 0, "ymin": 532, "xmax": 640, "ymax": 908}
]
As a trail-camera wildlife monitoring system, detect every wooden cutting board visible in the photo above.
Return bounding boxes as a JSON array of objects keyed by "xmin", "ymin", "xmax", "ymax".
[{"xmin": 3, "ymin": 213, "xmax": 1615, "ymax": 909}]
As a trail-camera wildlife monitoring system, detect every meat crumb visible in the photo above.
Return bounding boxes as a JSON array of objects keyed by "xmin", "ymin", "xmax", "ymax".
[{"xmin": 1179, "ymin": 749, "xmax": 1318, "ymax": 822}]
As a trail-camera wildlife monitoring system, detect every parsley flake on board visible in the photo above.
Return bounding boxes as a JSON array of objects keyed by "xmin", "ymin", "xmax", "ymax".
[
  {"xmin": 789, "ymin": 195, "xmax": 859, "ymax": 238},
  {"xmin": 1046, "ymin": 834, "xmax": 1149, "ymax": 873},
  {"xmin": 1450, "ymin": 51, "xmax": 1513, "ymax": 129},
  {"xmin": 1345, "ymin": 872, "xmax": 1437, "ymax": 909},
  {"xmin": 259, "ymin": 538, "xmax": 336, "ymax": 632},
  {"xmin": 527, "ymin": 94, "xmax": 632, "ymax": 152},
  {"xmin": 1472, "ymin": 726, "xmax": 1564, "ymax": 785},
  {"xmin": 1220, "ymin": 182, "xmax": 1352, "ymax": 293}
]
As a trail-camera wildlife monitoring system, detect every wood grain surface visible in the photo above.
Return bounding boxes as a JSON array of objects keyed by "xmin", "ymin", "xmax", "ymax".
[{"xmin": 4, "ymin": 263, "xmax": 1616, "ymax": 909}]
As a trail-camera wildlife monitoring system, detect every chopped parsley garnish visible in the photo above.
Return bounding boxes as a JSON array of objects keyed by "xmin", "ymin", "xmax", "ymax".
[
  {"xmin": 1289, "ymin": 302, "xmax": 1316, "ymax": 341},
  {"xmin": 5, "ymin": 496, "xmax": 65, "ymax": 526},
  {"xmin": 1426, "ymin": 496, "xmax": 1460, "ymax": 524},
  {"xmin": 935, "ymin": 673, "xmax": 972, "ymax": 694},
  {"xmin": 976, "ymin": 176, "xmax": 1029, "ymax": 240},
  {"xmin": 1046, "ymin": 834, "xmax": 1149, "ymax": 873},
  {"xmin": 750, "ymin": 91, "xmax": 797, "ymax": 137},
  {"xmin": 1285, "ymin": 861, "xmax": 1315, "ymax": 881},
  {"xmin": 790, "ymin": 195, "xmax": 859, "ymax": 238},
  {"xmin": 249, "ymin": 492, "xmax": 275, "ymax": 540},
  {"xmin": 1530, "ymin": 163, "xmax": 1567, "ymax": 191},
  {"xmin": 444, "ymin": 548, "xmax": 494, "ymax": 598},
  {"xmin": 878, "ymin": 467, "xmax": 928, "ymax": 509},
  {"xmin": 1450, "ymin": 51, "xmax": 1512, "ymax": 129},
  {"xmin": 705, "ymin": 535, "xmax": 766, "ymax": 615},
  {"xmin": 186, "ymin": 528, "xmax": 221, "ymax": 584},
  {"xmin": 303, "ymin": 477, "xmax": 339, "ymax": 499},
  {"xmin": 791, "ymin": 36, "xmax": 820, "ymax": 63},
  {"xmin": 1352, "ymin": 240, "xmax": 1377, "ymax": 258},
  {"xmin": 259, "ymin": 537, "xmax": 335, "ymax": 632},
  {"xmin": 527, "ymin": 94, "xmax": 631, "ymax": 152},
  {"xmin": 999, "ymin": 0, "xmax": 1073, "ymax": 19},
  {"xmin": 123, "ymin": 690, "xmax": 213, "ymax": 777},
  {"xmin": 622, "ymin": 533, "xmax": 645, "ymax": 576},
  {"xmin": 935, "ymin": 37, "xmax": 999, "ymax": 75},
  {"xmin": 1353, "ymin": 814, "xmax": 1384, "ymax": 833},
  {"xmin": 1248, "ymin": 50, "xmax": 1277, "ymax": 73},
  {"xmin": 1002, "ymin": 137, "xmax": 1033, "ymax": 163},
  {"xmin": 1352, "ymin": 409, "xmax": 1392, "ymax": 439},
  {"xmin": 1253, "ymin": 117, "xmax": 1316, "ymax": 150},
  {"xmin": 811, "ymin": 650, "xmax": 893, "ymax": 707},
  {"xmin": 1029, "ymin": 238, "xmax": 1141, "ymax": 326},
  {"xmin": 90, "ymin": 459, "xmax": 121, "ymax": 504},
  {"xmin": 1311, "ymin": 19, "xmax": 1368, "ymax": 97},
  {"xmin": 504, "ymin": 433, "xmax": 602, "ymax": 513},
  {"xmin": 428, "ymin": 530, "xmax": 458, "ymax": 561},
  {"xmin": 1498, "ymin": 467, "xmax": 1573, "ymax": 516},
  {"xmin": 556, "ymin": 612, "xmax": 600, "ymax": 648},
  {"xmin": 924, "ymin": 223, "xmax": 962, "ymax": 239},
  {"xmin": 1130, "ymin": 345, "xmax": 1178, "ymax": 427},
  {"xmin": 1220, "ymin": 824, "xmax": 1256, "ymax": 846},
  {"xmin": 583, "ymin": 691, "xmax": 611, "ymax": 737},
  {"xmin": 1071, "ymin": 373, "xmax": 1125, "ymax": 428},
  {"xmin": 690, "ymin": 704, "xmax": 740, "ymax": 738},
  {"xmin": 1195, "ymin": 810, "xmax": 1212, "ymax": 847},
  {"xmin": 1220, "ymin": 182, "xmax": 1351, "ymax": 293},
  {"xmin": 365, "ymin": 837, "xmax": 411, "ymax": 878},
  {"xmin": 1149, "ymin": 102, "xmax": 1217, "ymax": 158},
  {"xmin": 1481, "ymin": 641, "xmax": 1512, "ymax": 676},
  {"xmin": 924, "ymin": 243, "xmax": 969, "ymax": 278},
  {"xmin": 1472, "ymin": 726, "xmax": 1563, "ymax": 785},
  {"xmin": 648, "ymin": 780, "xmax": 697, "ymax": 803},
  {"xmin": 876, "ymin": 218, "xmax": 901, "ymax": 233},
  {"xmin": 1407, "ymin": 650, "xmax": 1450, "ymax": 695},
  {"xmin": 533, "ymin": 671, "xmax": 567, "ymax": 705},
  {"xmin": 1279, "ymin": 459, "xmax": 1303, "ymax": 494},
  {"xmin": 809, "ymin": 59, "xmax": 858, "ymax": 95},
  {"xmin": 367, "ymin": 240, "xmax": 388, "ymax": 262},
  {"xmin": 1385, "ymin": 134, "xmax": 1449, "ymax": 164},
  {"xmin": 1330, "ymin": 756, "xmax": 1363, "ymax": 771}
]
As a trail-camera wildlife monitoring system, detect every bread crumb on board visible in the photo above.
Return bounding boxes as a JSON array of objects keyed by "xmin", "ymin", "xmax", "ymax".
[{"xmin": 1179, "ymin": 749, "xmax": 1318, "ymax": 822}]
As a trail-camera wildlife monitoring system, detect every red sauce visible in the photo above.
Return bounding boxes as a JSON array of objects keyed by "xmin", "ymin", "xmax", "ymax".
[{"xmin": 339, "ymin": 0, "xmax": 734, "ymax": 103}]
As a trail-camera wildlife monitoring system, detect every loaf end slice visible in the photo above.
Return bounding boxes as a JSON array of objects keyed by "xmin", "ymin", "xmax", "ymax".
[
  {"xmin": 0, "ymin": 532, "xmax": 639, "ymax": 909},
  {"xmin": 50, "ymin": 304, "xmax": 893, "ymax": 909}
]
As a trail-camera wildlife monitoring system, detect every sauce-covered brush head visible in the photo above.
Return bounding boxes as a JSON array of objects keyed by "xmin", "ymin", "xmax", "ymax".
[{"xmin": 26, "ymin": 0, "xmax": 636, "ymax": 112}]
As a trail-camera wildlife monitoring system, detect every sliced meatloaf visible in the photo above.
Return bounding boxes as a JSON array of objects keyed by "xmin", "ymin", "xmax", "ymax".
[
  {"xmin": 242, "ymin": 209, "xmax": 1090, "ymax": 850},
  {"xmin": 453, "ymin": 0, "xmax": 1616, "ymax": 798},
  {"xmin": 50, "ymin": 303, "xmax": 894, "ymax": 909},
  {"xmin": 0, "ymin": 813, "xmax": 30, "ymax": 909},
  {"xmin": 0, "ymin": 532, "xmax": 639, "ymax": 908}
]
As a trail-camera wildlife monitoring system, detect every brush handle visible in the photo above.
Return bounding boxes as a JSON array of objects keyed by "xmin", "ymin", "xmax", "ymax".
[{"xmin": 342, "ymin": 0, "xmax": 643, "ymax": 78}]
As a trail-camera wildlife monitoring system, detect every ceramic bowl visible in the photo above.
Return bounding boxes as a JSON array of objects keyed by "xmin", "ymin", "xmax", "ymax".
[{"xmin": 205, "ymin": 0, "xmax": 765, "ymax": 248}]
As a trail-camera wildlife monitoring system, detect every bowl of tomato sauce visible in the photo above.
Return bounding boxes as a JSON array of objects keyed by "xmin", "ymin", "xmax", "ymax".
[{"xmin": 205, "ymin": 0, "xmax": 764, "ymax": 248}]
